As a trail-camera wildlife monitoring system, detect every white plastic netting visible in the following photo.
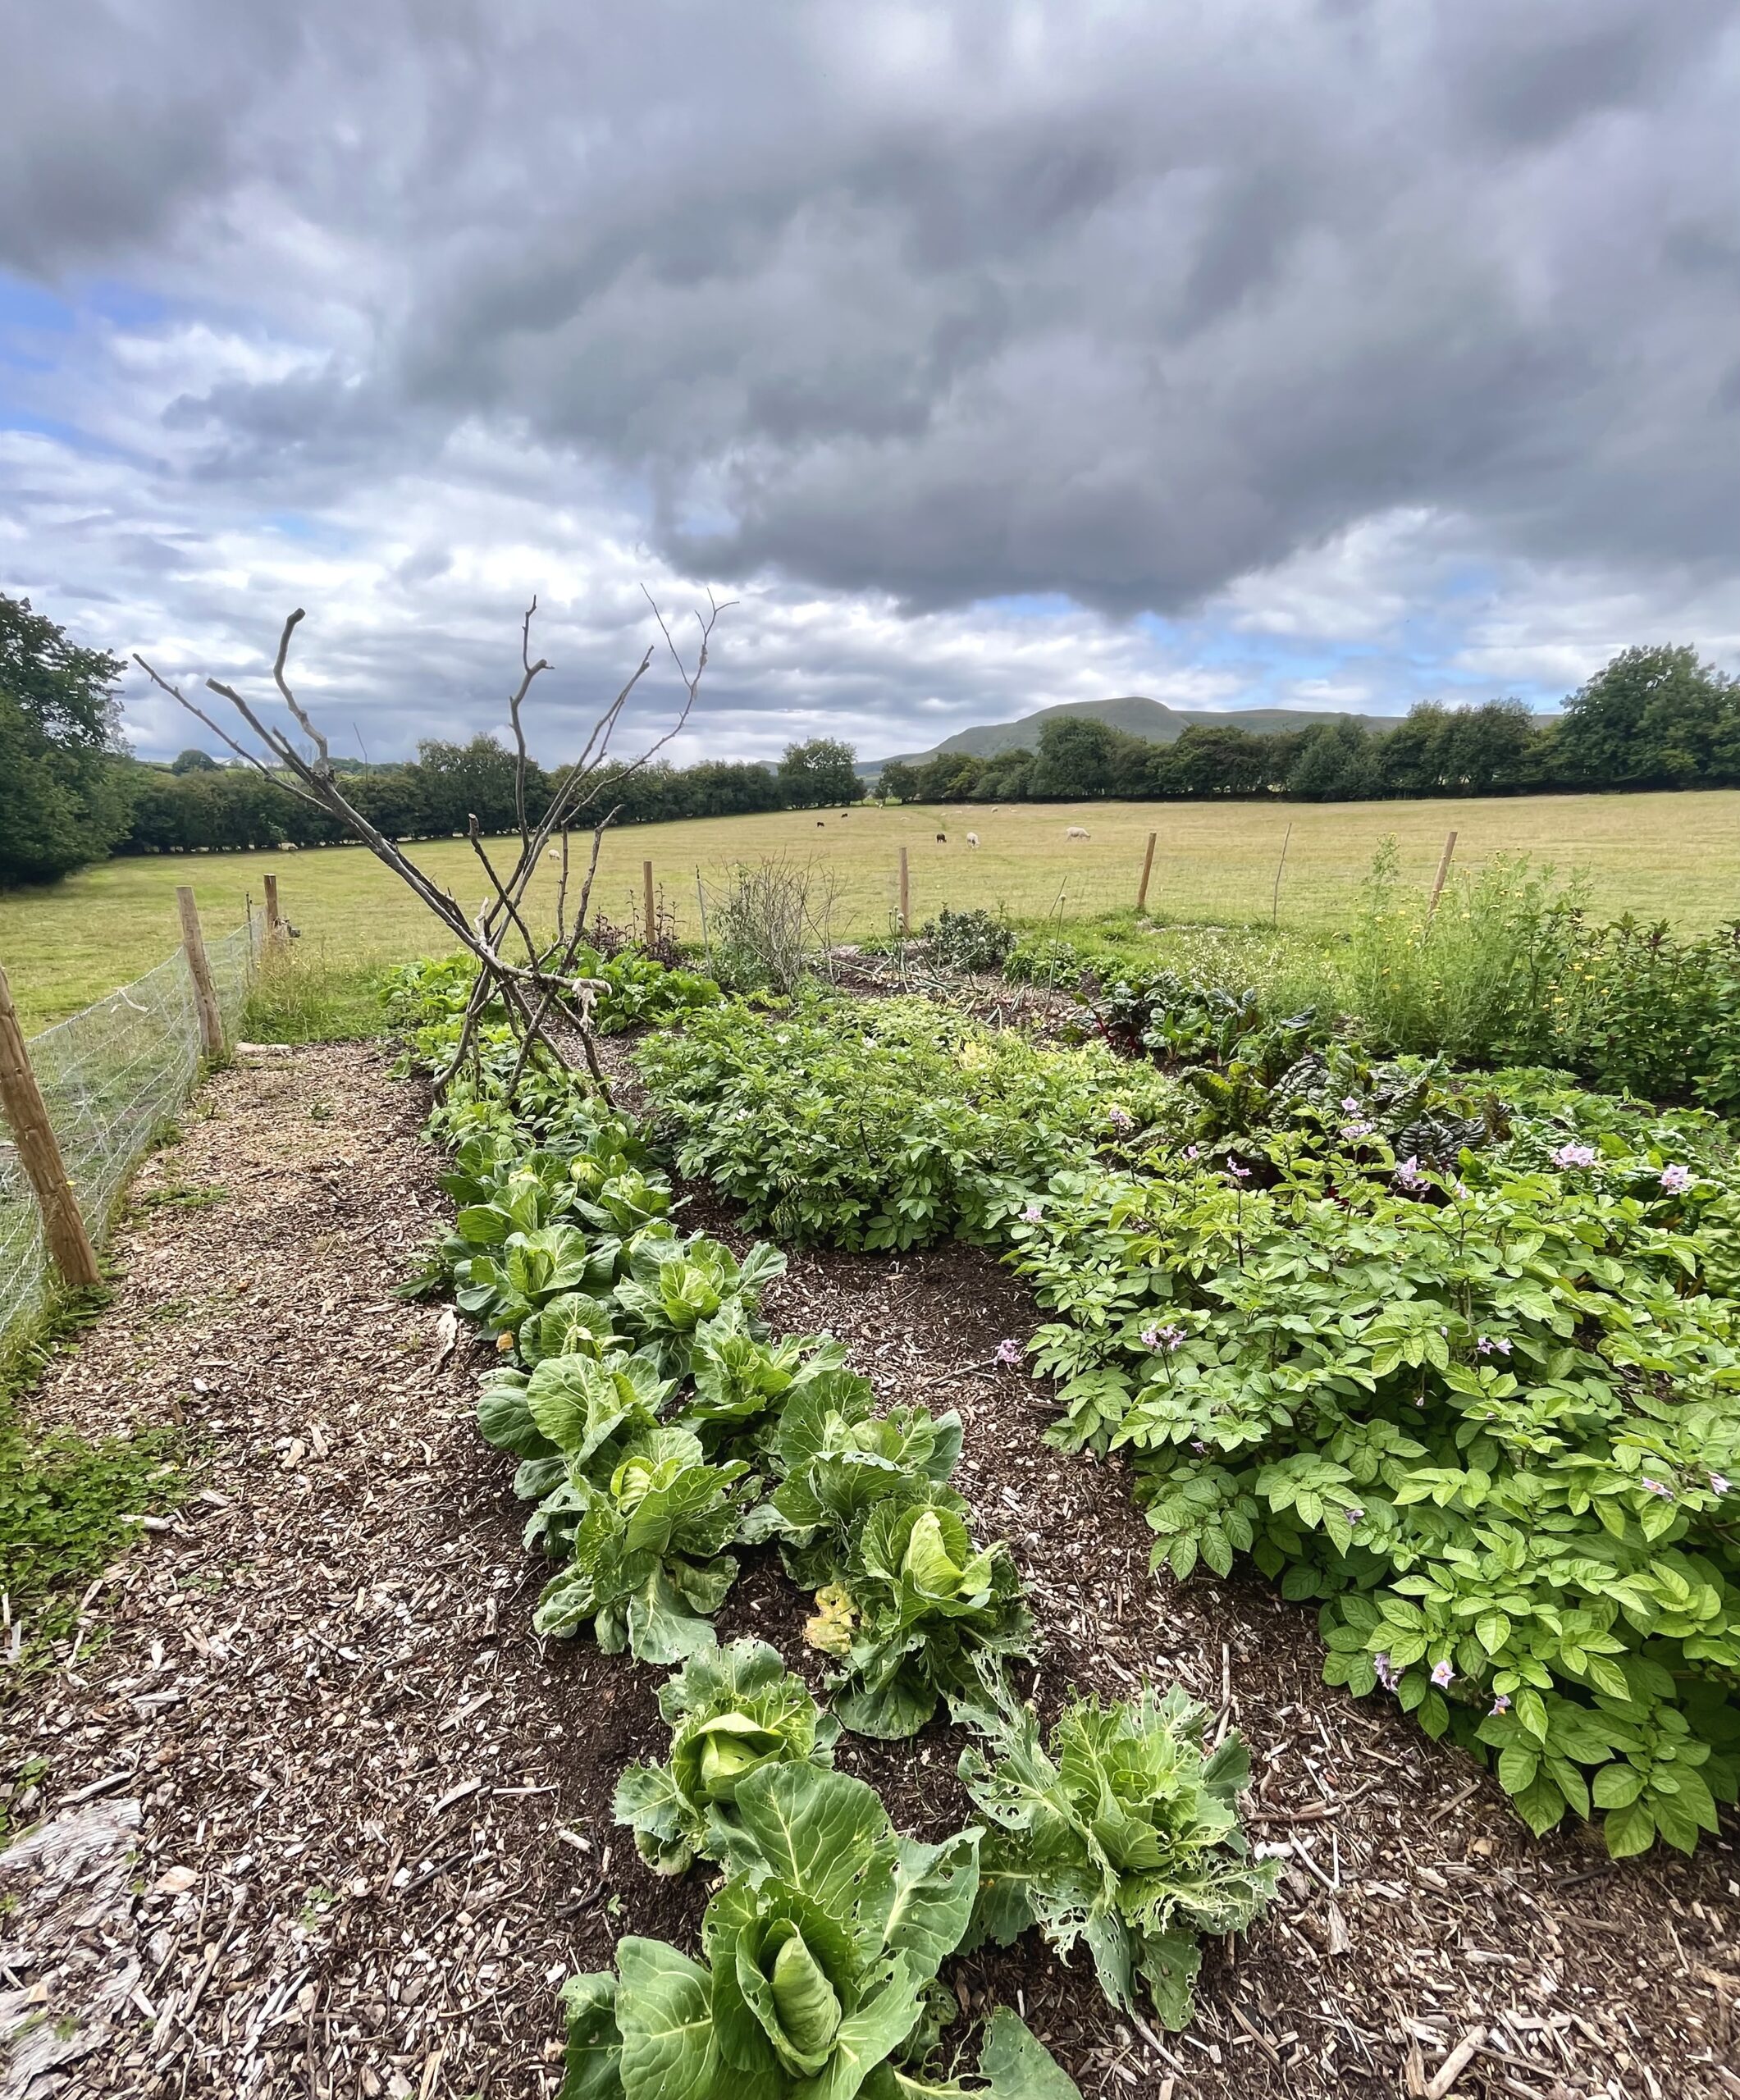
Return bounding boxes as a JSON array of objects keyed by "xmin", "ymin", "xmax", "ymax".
[{"xmin": 0, "ymin": 914, "xmax": 263, "ymax": 1346}]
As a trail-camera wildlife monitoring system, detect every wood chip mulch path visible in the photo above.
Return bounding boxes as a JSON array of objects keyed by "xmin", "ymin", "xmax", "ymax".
[{"xmin": 2, "ymin": 1041, "xmax": 1738, "ymax": 2100}]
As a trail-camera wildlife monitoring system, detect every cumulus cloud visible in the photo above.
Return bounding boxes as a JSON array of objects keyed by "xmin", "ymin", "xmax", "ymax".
[{"xmin": 3, "ymin": 0, "xmax": 1739, "ymax": 757}]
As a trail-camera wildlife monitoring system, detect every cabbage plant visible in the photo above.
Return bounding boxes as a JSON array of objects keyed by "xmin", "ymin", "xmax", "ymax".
[
  {"xmin": 750, "ymin": 1389, "xmax": 967, "ymax": 1590},
  {"xmin": 560, "ymin": 1762, "xmax": 1082, "ymax": 2098},
  {"xmin": 532, "ymin": 1425, "xmax": 750, "ymax": 1663},
  {"xmin": 681, "ymin": 1304, "xmax": 851, "ymax": 1440},
  {"xmin": 957, "ymin": 1678, "xmax": 1278, "ymax": 2030},
  {"xmin": 456, "ymin": 1223, "xmax": 615, "ymax": 1339},
  {"xmin": 820, "ymin": 1502, "xmax": 1031, "ymax": 1739},
  {"xmin": 614, "ymin": 1638, "xmax": 840, "ymax": 1874},
  {"xmin": 613, "ymin": 1229, "xmax": 787, "ymax": 1374}
]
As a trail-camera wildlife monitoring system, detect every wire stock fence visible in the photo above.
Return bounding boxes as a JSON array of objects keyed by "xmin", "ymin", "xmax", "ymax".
[{"xmin": 0, "ymin": 915, "xmax": 262, "ymax": 1349}]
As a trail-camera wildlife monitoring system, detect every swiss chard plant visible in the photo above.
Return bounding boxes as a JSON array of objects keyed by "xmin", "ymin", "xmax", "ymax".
[
  {"xmin": 614, "ymin": 1638, "xmax": 842, "ymax": 1874},
  {"xmin": 956, "ymin": 1676, "xmax": 1277, "ymax": 2031},
  {"xmin": 561, "ymin": 1761, "xmax": 1082, "ymax": 2098},
  {"xmin": 532, "ymin": 1425, "xmax": 751, "ymax": 1664}
]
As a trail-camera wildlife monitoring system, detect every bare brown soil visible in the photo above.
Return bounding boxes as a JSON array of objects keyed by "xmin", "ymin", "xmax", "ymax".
[{"xmin": 2, "ymin": 1042, "xmax": 1737, "ymax": 2100}]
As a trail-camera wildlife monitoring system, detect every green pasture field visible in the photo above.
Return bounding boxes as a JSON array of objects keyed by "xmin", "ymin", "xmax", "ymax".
[{"xmin": 2, "ymin": 788, "xmax": 1738, "ymax": 1029}]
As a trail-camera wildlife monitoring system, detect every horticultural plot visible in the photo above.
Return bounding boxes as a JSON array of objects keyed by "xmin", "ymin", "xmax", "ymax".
[
  {"xmin": 8, "ymin": 900, "xmax": 1740, "ymax": 2100},
  {"xmin": 7, "ymin": 1040, "xmax": 1734, "ymax": 2100}
]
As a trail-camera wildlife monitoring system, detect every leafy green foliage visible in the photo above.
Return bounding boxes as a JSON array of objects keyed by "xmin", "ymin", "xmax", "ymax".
[
  {"xmin": 636, "ymin": 993, "xmax": 1177, "ymax": 1250},
  {"xmin": 614, "ymin": 1228, "xmax": 788, "ymax": 1376},
  {"xmin": 532, "ymin": 1424, "xmax": 750, "ymax": 1663},
  {"xmin": 560, "ymin": 1761, "xmax": 1081, "ymax": 2098},
  {"xmin": 1008, "ymin": 1080, "xmax": 1740, "ymax": 1856},
  {"xmin": 0, "ymin": 1295, "xmax": 183, "ymax": 1663},
  {"xmin": 921, "ymin": 908, "xmax": 1016, "ymax": 975},
  {"xmin": 386, "ymin": 947, "xmax": 718, "ymax": 1054},
  {"xmin": 819, "ymin": 1500, "xmax": 1033, "ymax": 1740},
  {"xmin": 614, "ymin": 1638, "xmax": 841, "ymax": 1874},
  {"xmin": 1337, "ymin": 842, "xmax": 1740, "ymax": 1113},
  {"xmin": 747, "ymin": 1381, "xmax": 965, "ymax": 1588},
  {"xmin": 957, "ymin": 1678, "xmax": 1277, "ymax": 2030}
]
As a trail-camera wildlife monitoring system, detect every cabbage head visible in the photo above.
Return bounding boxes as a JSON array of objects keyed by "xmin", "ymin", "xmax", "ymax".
[
  {"xmin": 957, "ymin": 1676, "xmax": 1279, "ymax": 2031},
  {"xmin": 532, "ymin": 1426, "xmax": 748, "ymax": 1664},
  {"xmin": 822, "ymin": 1500, "xmax": 1032, "ymax": 1741},
  {"xmin": 558, "ymin": 1762, "xmax": 1083, "ymax": 2097},
  {"xmin": 614, "ymin": 1639, "xmax": 841, "ymax": 1874}
]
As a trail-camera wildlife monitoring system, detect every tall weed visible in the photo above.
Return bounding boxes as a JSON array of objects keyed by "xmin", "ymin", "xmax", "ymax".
[{"xmin": 1339, "ymin": 842, "xmax": 1579, "ymax": 1064}]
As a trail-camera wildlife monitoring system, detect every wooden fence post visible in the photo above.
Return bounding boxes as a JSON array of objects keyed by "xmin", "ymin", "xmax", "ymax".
[
  {"xmin": 1271, "ymin": 822, "xmax": 1292, "ymax": 926},
  {"xmin": 0, "ymin": 960, "xmax": 101, "ymax": 1288},
  {"xmin": 642, "ymin": 859, "xmax": 656, "ymax": 941},
  {"xmin": 263, "ymin": 871, "xmax": 284, "ymax": 945},
  {"xmin": 176, "ymin": 887, "xmax": 224, "ymax": 1057},
  {"xmin": 897, "ymin": 847, "xmax": 911, "ymax": 934},
  {"xmin": 1135, "ymin": 832, "xmax": 1158, "ymax": 914},
  {"xmin": 1427, "ymin": 830, "xmax": 1459, "ymax": 917}
]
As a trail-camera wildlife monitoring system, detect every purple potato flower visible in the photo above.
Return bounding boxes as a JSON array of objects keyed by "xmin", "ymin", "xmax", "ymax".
[
  {"xmin": 1660, "ymin": 1162, "xmax": 1694, "ymax": 1194},
  {"xmin": 1711, "ymin": 1473, "xmax": 1732, "ymax": 1496},
  {"xmin": 1226, "ymin": 1157, "xmax": 1251, "ymax": 1180},
  {"xmin": 1475, "ymin": 1335, "xmax": 1512, "ymax": 1357},
  {"xmin": 1393, "ymin": 1156, "xmax": 1427, "ymax": 1193},
  {"xmin": 1640, "ymin": 1477, "xmax": 1674, "ymax": 1499},
  {"xmin": 1021, "ymin": 1204, "xmax": 1044, "ymax": 1224},
  {"xmin": 994, "ymin": 1337, "xmax": 1024, "ymax": 1368},
  {"xmin": 1490, "ymin": 1694, "xmax": 1510, "ymax": 1716},
  {"xmin": 1107, "ymin": 1104, "xmax": 1135, "ymax": 1134},
  {"xmin": 1431, "ymin": 1659, "xmax": 1455, "ymax": 1688},
  {"xmin": 1550, "ymin": 1143, "xmax": 1598, "ymax": 1170}
]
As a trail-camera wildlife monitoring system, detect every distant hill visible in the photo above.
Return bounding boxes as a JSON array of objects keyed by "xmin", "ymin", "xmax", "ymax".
[{"xmin": 862, "ymin": 695, "xmax": 1408, "ymax": 776}]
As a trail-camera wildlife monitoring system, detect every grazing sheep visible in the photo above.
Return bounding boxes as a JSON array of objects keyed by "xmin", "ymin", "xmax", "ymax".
[
  {"xmin": 936, "ymin": 832, "xmax": 948, "ymax": 843},
  {"xmin": 816, "ymin": 819, "xmax": 825, "ymax": 826},
  {"xmin": 966, "ymin": 831, "xmax": 980, "ymax": 848},
  {"xmin": 1066, "ymin": 825, "xmax": 1091, "ymax": 841}
]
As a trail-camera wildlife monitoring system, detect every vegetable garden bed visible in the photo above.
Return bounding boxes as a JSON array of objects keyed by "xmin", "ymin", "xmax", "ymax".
[{"xmin": 3, "ymin": 1020, "xmax": 1738, "ymax": 2098}]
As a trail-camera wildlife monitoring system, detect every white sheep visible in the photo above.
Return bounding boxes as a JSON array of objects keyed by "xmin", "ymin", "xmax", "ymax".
[
  {"xmin": 966, "ymin": 831, "xmax": 980, "ymax": 848},
  {"xmin": 1066, "ymin": 825, "xmax": 1091, "ymax": 841}
]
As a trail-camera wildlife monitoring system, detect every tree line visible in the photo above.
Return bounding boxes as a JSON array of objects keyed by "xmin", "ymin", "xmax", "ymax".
[
  {"xmin": 0, "ymin": 593, "xmax": 864, "ymax": 883},
  {"xmin": 877, "ymin": 646, "xmax": 1740, "ymax": 807},
  {"xmin": 3, "ymin": 587, "xmax": 1738, "ymax": 886}
]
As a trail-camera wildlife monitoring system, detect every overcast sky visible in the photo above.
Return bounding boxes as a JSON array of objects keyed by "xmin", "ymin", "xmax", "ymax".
[{"xmin": 4, "ymin": 1, "xmax": 1739, "ymax": 765}]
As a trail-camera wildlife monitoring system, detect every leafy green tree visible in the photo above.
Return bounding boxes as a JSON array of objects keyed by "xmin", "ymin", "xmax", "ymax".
[
  {"xmin": 916, "ymin": 750, "xmax": 984, "ymax": 801},
  {"xmin": 876, "ymin": 759, "xmax": 920, "ymax": 802},
  {"xmin": 170, "ymin": 747, "xmax": 218, "ymax": 774},
  {"xmin": 410, "ymin": 734, "xmax": 541, "ymax": 835},
  {"xmin": 1153, "ymin": 726, "xmax": 1288, "ymax": 798},
  {"xmin": 1557, "ymin": 645, "xmax": 1740, "ymax": 788},
  {"xmin": 1029, "ymin": 715, "xmax": 1117, "ymax": 798},
  {"xmin": 971, "ymin": 747, "xmax": 1034, "ymax": 800},
  {"xmin": 0, "ymin": 594, "xmax": 134, "ymax": 886},
  {"xmin": 778, "ymin": 737, "xmax": 862, "ymax": 808},
  {"xmin": 1286, "ymin": 720, "xmax": 1383, "ymax": 801}
]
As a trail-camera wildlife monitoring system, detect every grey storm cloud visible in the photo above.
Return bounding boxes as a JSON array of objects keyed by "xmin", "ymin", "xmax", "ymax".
[{"xmin": 7, "ymin": 0, "xmax": 1740, "ymax": 628}]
